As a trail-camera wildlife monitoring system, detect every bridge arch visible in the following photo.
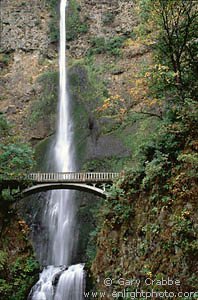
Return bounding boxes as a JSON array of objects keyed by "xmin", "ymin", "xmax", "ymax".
[{"xmin": 22, "ymin": 183, "xmax": 108, "ymax": 199}]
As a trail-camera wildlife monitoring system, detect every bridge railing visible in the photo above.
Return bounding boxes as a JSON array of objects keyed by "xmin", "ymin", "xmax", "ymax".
[{"xmin": 27, "ymin": 172, "xmax": 120, "ymax": 183}]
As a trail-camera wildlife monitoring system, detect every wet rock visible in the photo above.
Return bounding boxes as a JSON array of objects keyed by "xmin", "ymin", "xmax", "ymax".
[{"xmin": 91, "ymin": 135, "xmax": 131, "ymax": 159}]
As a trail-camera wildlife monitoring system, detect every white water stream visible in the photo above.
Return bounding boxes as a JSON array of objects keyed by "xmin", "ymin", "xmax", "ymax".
[{"xmin": 28, "ymin": 0, "xmax": 84, "ymax": 299}]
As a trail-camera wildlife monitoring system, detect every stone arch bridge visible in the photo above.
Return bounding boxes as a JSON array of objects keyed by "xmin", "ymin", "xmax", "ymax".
[{"xmin": 3, "ymin": 172, "xmax": 120, "ymax": 200}]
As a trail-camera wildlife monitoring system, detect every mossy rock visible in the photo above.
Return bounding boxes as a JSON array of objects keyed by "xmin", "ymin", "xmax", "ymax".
[{"xmin": 34, "ymin": 135, "xmax": 55, "ymax": 171}]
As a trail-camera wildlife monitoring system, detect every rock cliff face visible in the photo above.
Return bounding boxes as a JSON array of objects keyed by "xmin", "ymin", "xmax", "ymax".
[
  {"xmin": 1, "ymin": 0, "xmax": 50, "ymax": 52},
  {"xmin": 0, "ymin": 0, "xmax": 57, "ymax": 140},
  {"xmin": 0, "ymin": 0, "xmax": 148, "ymax": 149},
  {"xmin": 67, "ymin": 0, "xmax": 138, "ymax": 57},
  {"xmin": 67, "ymin": 0, "xmax": 149, "ymax": 102}
]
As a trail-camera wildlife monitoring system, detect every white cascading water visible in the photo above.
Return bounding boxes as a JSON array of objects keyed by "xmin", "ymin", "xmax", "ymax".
[{"xmin": 28, "ymin": 0, "xmax": 84, "ymax": 299}]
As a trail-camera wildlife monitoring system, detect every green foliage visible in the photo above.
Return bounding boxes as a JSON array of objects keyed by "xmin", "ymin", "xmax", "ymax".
[
  {"xmin": 0, "ymin": 117, "xmax": 35, "ymax": 176},
  {"xmin": 170, "ymin": 210, "xmax": 198, "ymax": 255},
  {"xmin": 86, "ymin": 222, "xmax": 102, "ymax": 263},
  {"xmin": 46, "ymin": 0, "xmax": 58, "ymax": 9},
  {"xmin": 0, "ymin": 115, "xmax": 11, "ymax": 137},
  {"xmin": 137, "ymin": 0, "xmax": 198, "ymax": 104},
  {"xmin": 0, "ymin": 141, "xmax": 35, "ymax": 201},
  {"xmin": 102, "ymin": 12, "xmax": 115, "ymax": 25},
  {"xmin": 89, "ymin": 37, "xmax": 106, "ymax": 54},
  {"xmin": 0, "ymin": 253, "xmax": 39, "ymax": 300},
  {"xmin": 177, "ymin": 152, "xmax": 198, "ymax": 169},
  {"xmin": 0, "ymin": 251, "xmax": 8, "ymax": 271},
  {"xmin": 0, "ymin": 143, "xmax": 34, "ymax": 175},
  {"xmin": 45, "ymin": 0, "xmax": 59, "ymax": 43},
  {"xmin": 136, "ymin": 114, "xmax": 188, "ymax": 167},
  {"xmin": 0, "ymin": 279, "xmax": 12, "ymax": 295},
  {"xmin": 188, "ymin": 274, "xmax": 198, "ymax": 289},
  {"xmin": 142, "ymin": 151, "xmax": 170, "ymax": 188},
  {"xmin": 89, "ymin": 36, "xmax": 127, "ymax": 56},
  {"xmin": 103, "ymin": 181, "xmax": 134, "ymax": 225},
  {"xmin": 11, "ymin": 255, "xmax": 39, "ymax": 275},
  {"xmin": 66, "ymin": 0, "xmax": 88, "ymax": 41},
  {"xmin": 106, "ymin": 36, "xmax": 126, "ymax": 56},
  {"xmin": 0, "ymin": 116, "xmax": 35, "ymax": 202},
  {"xmin": 49, "ymin": 20, "xmax": 59, "ymax": 43},
  {"xmin": 29, "ymin": 72, "xmax": 58, "ymax": 126},
  {"xmin": 0, "ymin": 54, "xmax": 12, "ymax": 67}
]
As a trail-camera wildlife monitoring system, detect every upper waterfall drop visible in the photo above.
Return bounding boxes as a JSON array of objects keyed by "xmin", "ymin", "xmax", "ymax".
[{"xmin": 55, "ymin": 0, "xmax": 74, "ymax": 173}]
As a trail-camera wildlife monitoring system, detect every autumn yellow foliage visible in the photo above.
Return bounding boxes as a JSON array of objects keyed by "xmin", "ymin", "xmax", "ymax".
[{"xmin": 95, "ymin": 93, "xmax": 128, "ymax": 120}]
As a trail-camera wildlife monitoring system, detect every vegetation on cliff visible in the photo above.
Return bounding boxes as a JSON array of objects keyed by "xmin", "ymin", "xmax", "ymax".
[
  {"xmin": 0, "ymin": 115, "xmax": 39, "ymax": 299},
  {"xmin": 0, "ymin": 210, "xmax": 40, "ymax": 300},
  {"xmin": 0, "ymin": 115, "xmax": 35, "ymax": 202},
  {"xmin": 90, "ymin": 0, "xmax": 198, "ymax": 297}
]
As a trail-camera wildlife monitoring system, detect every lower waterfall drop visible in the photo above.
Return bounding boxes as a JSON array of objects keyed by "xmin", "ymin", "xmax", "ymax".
[
  {"xmin": 54, "ymin": 264, "xmax": 84, "ymax": 300},
  {"xmin": 28, "ymin": 0, "xmax": 84, "ymax": 299}
]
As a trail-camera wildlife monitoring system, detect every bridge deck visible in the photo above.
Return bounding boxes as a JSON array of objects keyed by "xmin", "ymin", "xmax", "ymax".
[
  {"xmin": 27, "ymin": 172, "xmax": 120, "ymax": 183},
  {"xmin": 1, "ymin": 172, "xmax": 120, "ymax": 199}
]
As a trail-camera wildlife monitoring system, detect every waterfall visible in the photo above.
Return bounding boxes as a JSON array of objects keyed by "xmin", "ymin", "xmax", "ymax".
[{"xmin": 28, "ymin": 0, "xmax": 84, "ymax": 299}]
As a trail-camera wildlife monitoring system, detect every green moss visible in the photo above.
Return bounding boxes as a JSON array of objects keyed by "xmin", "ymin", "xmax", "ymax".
[
  {"xmin": 76, "ymin": 197, "xmax": 103, "ymax": 263},
  {"xmin": 29, "ymin": 72, "xmax": 58, "ymax": 128},
  {"xmin": 34, "ymin": 136, "xmax": 54, "ymax": 171},
  {"xmin": 82, "ymin": 156, "xmax": 131, "ymax": 172},
  {"xmin": 72, "ymin": 103, "xmax": 89, "ymax": 167},
  {"xmin": 68, "ymin": 58, "xmax": 108, "ymax": 109},
  {"xmin": 68, "ymin": 59, "xmax": 109, "ymax": 167}
]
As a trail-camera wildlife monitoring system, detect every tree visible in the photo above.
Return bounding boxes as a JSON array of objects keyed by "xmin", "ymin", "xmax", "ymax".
[
  {"xmin": 0, "ymin": 143, "xmax": 35, "ymax": 177},
  {"xmin": 0, "ymin": 115, "xmax": 35, "ymax": 201},
  {"xmin": 137, "ymin": 0, "xmax": 198, "ymax": 104}
]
